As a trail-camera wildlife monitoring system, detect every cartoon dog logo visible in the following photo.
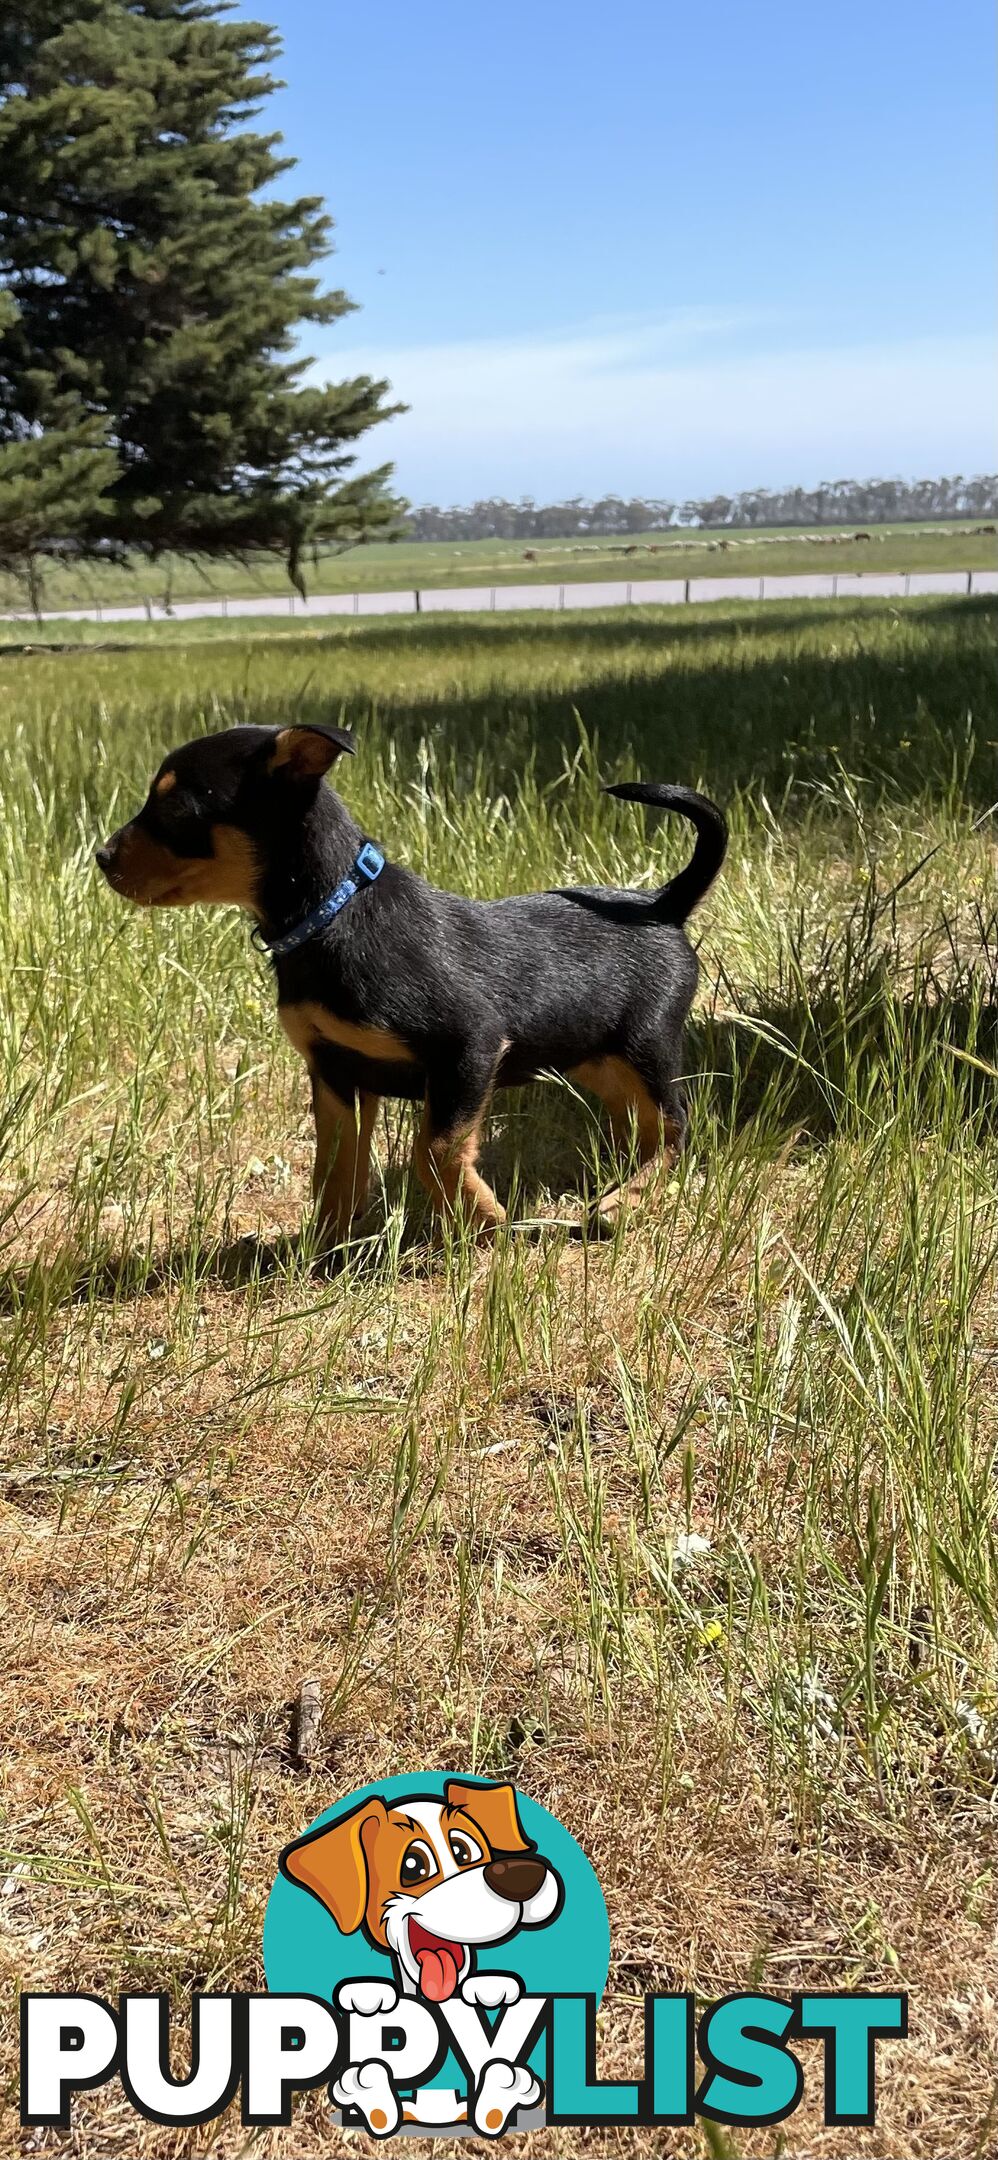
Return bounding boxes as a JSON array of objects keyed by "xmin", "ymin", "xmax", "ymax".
[{"xmin": 279, "ymin": 1778, "xmax": 562, "ymax": 2134}]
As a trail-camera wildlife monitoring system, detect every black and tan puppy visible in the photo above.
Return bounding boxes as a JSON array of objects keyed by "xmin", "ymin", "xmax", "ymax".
[{"xmin": 96, "ymin": 724, "xmax": 726, "ymax": 1243}]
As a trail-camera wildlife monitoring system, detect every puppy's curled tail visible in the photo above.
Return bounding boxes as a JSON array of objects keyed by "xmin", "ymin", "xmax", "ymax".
[{"xmin": 604, "ymin": 782, "xmax": 728, "ymax": 923}]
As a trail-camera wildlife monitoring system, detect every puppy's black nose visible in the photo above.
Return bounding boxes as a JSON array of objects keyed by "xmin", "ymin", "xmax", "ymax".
[
  {"xmin": 483, "ymin": 1853, "xmax": 547, "ymax": 1903},
  {"xmin": 95, "ymin": 842, "xmax": 114, "ymax": 872}
]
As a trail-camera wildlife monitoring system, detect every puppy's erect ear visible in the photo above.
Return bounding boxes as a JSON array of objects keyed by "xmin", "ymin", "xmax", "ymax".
[
  {"xmin": 269, "ymin": 723, "xmax": 356, "ymax": 779},
  {"xmin": 444, "ymin": 1779, "xmax": 533, "ymax": 1856},
  {"xmin": 279, "ymin": 1796, "xmax": 387, "ymax": 1933}
]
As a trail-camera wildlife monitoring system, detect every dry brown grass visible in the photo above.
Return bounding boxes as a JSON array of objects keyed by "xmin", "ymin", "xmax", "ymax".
[{"xmin": 3, "ymin": 1126, "xmax": 996, "ymax": 2156}]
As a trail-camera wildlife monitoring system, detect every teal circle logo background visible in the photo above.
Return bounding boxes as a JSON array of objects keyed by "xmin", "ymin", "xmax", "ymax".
[{"xmin": 263, "ymin": 1772, "xmax": 610, "ymax": 2008}]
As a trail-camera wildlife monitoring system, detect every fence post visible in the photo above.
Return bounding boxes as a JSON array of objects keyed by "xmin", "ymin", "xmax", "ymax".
[
  {"xmin": 353, "ymin": 592, "xmax": 359, "ymax": 614},
  {"xmin": 559, "ymin": 584, "xmax": 565, "ymax": 609},
  {"xmin": 684, "ymin": 578, "xmax": 690, "ymax": 604},
  {"xmin": 625, "ymin": 581, "xmax": 632, "ymax": 605},
  {"xmin": 415, "ymin": 589, "xmax": 421, "ymax": 613},
  {"xmin": 490, "ymin": 587, "xmax": 496, "ymax": 612},
  {"xmin": 967, "ymin": 569, "xmax": 973, "ymax": 596},
  {"xmin": 758, "ymin": 576, "xmax": 764, "ymax": 601},
  {"xmin": 904, "ymin": 572, "xmax": 910, "ymax": 597},
  {"xmin": 831, "ymin": 573, "xmax": 838, "ymax": 599}
]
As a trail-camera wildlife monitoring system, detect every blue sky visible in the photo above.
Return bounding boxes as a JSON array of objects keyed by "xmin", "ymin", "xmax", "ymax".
[{"xmin": 265, "ymin": 0, "xmax": 995, "ymax": 504}]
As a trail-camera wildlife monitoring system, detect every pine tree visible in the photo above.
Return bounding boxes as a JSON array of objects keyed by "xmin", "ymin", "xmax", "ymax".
[
  {"xmin": 0, "ymin": 287, "xmax": 119, "ymax": 595},
  {"xmin": 0, "ymin": 0, "xmax": 402, "ymax": 591}
]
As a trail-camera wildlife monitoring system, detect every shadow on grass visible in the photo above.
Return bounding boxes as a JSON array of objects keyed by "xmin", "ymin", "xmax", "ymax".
[
  {"xmin": 692, "ymin": 978, "xmax": 998, "ymax": 1140},
  {"xmin": 0, "ymin": 1229, "xmax": 304, "ymax": 1314},
  {"xmin": 40, "ymin": 601, "xmax": 987, "ymax": 798},
  {"xmin": 35, "ymin": 597, "xmax": 998, "ymax": 845},
  {"xmin": 0, "ymin": 1085, "xmax": 636, "ymax": 1316},
  {"xmin": 264, "ymin": 599, "xmax": 997, "ymax": 805},
  {"xmin": 3, "ymin": 966, "xmax": 994, "ymax": 1318}
]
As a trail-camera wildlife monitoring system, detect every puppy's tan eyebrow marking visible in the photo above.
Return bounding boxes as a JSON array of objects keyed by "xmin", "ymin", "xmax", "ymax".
[{"xmin": 155, "ymin": 770, "xmax": 177, "ymax": 795}]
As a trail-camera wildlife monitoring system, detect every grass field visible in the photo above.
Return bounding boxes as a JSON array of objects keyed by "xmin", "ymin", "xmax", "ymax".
[
  {"xmin": 1, "ymin": 518, "xmax": 995, "ymax": 616},
  {"xmin": 1, "ymin": 595, "xmax": 996, "ymax": 2156}
]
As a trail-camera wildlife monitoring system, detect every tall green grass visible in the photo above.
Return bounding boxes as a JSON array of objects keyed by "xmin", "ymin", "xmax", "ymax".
[{"xmin": 1, "ymin": 596, "xmax": 995, "ymax": 2153}]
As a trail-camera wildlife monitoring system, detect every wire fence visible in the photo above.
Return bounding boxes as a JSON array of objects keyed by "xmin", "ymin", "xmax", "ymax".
[{"xmin": 3, "ymin": 566, "xmax": 996, "ymax": 628}]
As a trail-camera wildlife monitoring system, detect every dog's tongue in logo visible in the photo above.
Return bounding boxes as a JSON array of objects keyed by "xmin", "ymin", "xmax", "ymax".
[{"xmin": 409, "ymin": 1918, "xmax": 463, "ymax": 2001}]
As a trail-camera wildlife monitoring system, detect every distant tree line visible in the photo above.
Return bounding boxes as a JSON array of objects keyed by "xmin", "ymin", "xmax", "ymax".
[{"xmin": 407, "ymin": 475, "xmax": 998, "ymax": 542}]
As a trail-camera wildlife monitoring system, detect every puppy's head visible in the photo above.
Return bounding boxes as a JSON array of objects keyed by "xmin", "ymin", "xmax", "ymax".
[
  {"xmin": 95, "ymin": 721, "xmax": 354, "ymax": 910},
  {"xmin": 280, "ymin": 1780, "xmax": 562, "ymax": 2002}
]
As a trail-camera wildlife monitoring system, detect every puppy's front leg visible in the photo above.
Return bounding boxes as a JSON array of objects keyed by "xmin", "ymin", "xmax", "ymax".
[
  {"xmin": 332, "ymin": 2060, "xmax": 401, "ymax": 2138},
  {"xmin": 331, "ymin": 1982, "xmax": 402, "ymax": 2133},
  {"xmin": 461, "ymin": 1973, "xmax": 521, "ymax": 2007},
  {"xmin": 310, "ymin": 1074, "xmax": 378, "ymax": 1246},
  {"xmin": 472, "ymin": 2060, "xmax": 542, "ymax": 2136},
  {"xmin": 336, "ymin": 1979, "xmax": 399, "ymax": 2016}
]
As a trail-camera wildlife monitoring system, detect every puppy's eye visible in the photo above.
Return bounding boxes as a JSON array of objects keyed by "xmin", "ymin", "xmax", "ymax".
[
  {"xmin": 400, "ymin": 1839, "xmax": 435, "ymax": 1884},
  {"xmin": 448, "ymin": 1832, "xmax": 482, "ymax": 1867},
  {"xmin": 159, "ymin": 790, "xmax": 203, "ymax": 823},
  {"xmin": 141, "ymin": 787, "xmax": 213, "ymax": 859}
]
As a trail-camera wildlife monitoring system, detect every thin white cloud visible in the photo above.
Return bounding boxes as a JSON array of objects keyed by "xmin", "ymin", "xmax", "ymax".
[{"xmin": 307, "ymin": 315, "xmax": 996, "ymax": 499}]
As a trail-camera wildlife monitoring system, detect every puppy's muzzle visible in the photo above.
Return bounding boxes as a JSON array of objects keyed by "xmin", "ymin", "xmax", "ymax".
[
  {"xmin": 95, "ymin": 824, "xmax": 182, "ymax": 903},
  {"xmin": 482, "ymin": 1852, "xmax": 548, "ymax": 1903}
]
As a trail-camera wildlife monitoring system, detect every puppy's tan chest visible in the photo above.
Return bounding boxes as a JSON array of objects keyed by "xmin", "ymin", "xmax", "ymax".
[{"xmin": 279, "ymin": 999, "xmax": 417, "ymax": 1065}]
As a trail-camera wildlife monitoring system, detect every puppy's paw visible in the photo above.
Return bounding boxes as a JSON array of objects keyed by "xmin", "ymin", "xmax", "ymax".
[
  {"xmin": 332, "ymin": 2060, "xmax": 400, "ymax": 2137},
  {"xmin": 571, "ymin": 1188, "xmax": 619, "ymax": 1239},
  {"xmin": 461, "ymin": 1971, "xmax": 522, "ymax": 2008},
  {"xmin": 473, "ymin": 2059, "xmax": 541, "ymax": 2136},
  {"xmin": 335, "ymin": 1978, "xmax": 398, "ymax": 2017}
]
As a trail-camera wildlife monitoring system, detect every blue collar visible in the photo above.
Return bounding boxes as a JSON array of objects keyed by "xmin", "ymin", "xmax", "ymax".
[{"xmin": 253, "ymin": 841, "xmax": 385, "ymax": 958}]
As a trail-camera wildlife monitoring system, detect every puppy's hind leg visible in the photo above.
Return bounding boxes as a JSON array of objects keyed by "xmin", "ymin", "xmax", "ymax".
[
  {"xmin": 414, "ymin": 1043, "xmax": 507, "ymax": 1238},
  {"xmin": 571, "ymin": 1051, "xmax": 684, "ymax": 1227}
]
